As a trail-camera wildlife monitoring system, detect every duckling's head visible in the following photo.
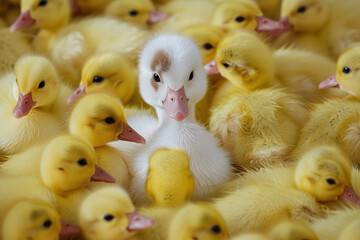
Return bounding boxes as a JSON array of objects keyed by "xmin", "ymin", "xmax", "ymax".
[
  {"xmin": 267, "ymin": 219, "xmax": 319, "ymax": 240},
  {"xmin": 79, "ymin": 186, "xmax": 156, "ymax": 240},
  {"xmin": 69, "ymin": 93, "xmax": 145, "ymax": 147},
  {"xmin": 319, "ymin": 45, "xmax": 360, "ymax": 98},
  {"xmin": 338, "ymin": 219, "xmax": 360, "ymax": 240},
  {"xmin": 10, "ymin": 0, "xmax": 70, "ymax": 32},
  {"xmin": 13, "ymin": 55, "xmax": 60, "ymax": 118},
  {"xmin": 67, "ymin": 53, "xmax": 137, "ymax": 104},
  {"xmin": 213, "ymin": 31, "xmax": 274, "ymax": 91},
  {"xmin": 181, "ymin": 24, "xmax": 224, "ymax": 65},
  {"xmin": 2, "ymin": 200, "xmax": 62, "ymax": 240},
  {"xmin": 212, "ymin": 0, "xmax": 282, "ymax": 34},
  {"xmin": 105, "ymin": 0, "xmax": 169, "ymax": 26},
  {"xmin": 40, "ymin": 135, "xmax": 114, "ymax": 194},
  {"xmin": 295, "ymin": 146, "xmax": 352, "ymax": 201},
  {"xmin": 168, "ymin": 203, "xmax": 228, "ymax": 240},
  {"xmin": 279, "ymin": 0, "xmax": 328, "ymax": 33},
  {"xmin": 146, "ymin": 148, "xmax": 194, "ymax": 207},
  {"xmin": 139, "ymin": 34, "xmax": 207, "ymax": 121}
]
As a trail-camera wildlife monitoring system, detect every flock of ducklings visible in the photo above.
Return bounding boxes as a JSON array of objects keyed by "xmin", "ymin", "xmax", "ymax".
[{"xmin": 1, "ymin": 0, "xmax": 360, "ymax": 239}]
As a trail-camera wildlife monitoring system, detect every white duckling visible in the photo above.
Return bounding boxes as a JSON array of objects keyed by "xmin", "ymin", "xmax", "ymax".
[{"xmin": 127, "ymin": 34, "xmax": 232, "ymax": 205}]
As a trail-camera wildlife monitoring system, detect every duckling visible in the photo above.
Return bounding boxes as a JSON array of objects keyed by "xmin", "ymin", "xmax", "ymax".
[
  {"xmin": 211, "ymin": 0, "xmax": 283, "ymax": 34},
  {"xmin": 209, "ymin": 88, "xmax": 307, "ymax": 168},
  {"xmin": 311, "ymin": 207, "xmax": 360, "ymax": 240},
  {"xmin": 213, "ymin": 145, "xmax": 353, "ymax": 235},
  {"xmin": 297, "ymin": 44, "xmax": 360, "ymax": 165},
  {"xmin": 11, "ymin": 0, "xmax": 148, "ymax": 87},
  {"xmin": 0, "ymin": 29, "xmax": 31, "ymax": 75},
  {"xmin": 73, "ymin": 0, "xmax": 113, "ymax": 14},
  {"xmin": 267, "ymin": 219, "xmax": 318, "ymax": 240},
  {"xmin": 0, "ymin": 135, "xmax": 114, "ymax": 194},
  {"xmin": 127, "ymin": 34, "xmax": 232, "ymax": 205},
  {"xmin": 0, "ymin": 55, "xmax": 72, "ymax": 155},
  {"xmin": 135, "ymin": 203, "xmax": 228, "ymax": 240},
  {"xmin": 104, "ymin": 0, "xmax": 169, "ymax": 27},
  {"xmin": 2, "ymin": 200, "xmax": 80, "ymax": 240},
  {"xmin": 275, "ymin": 0, "xmax": 360, "ymax": 58},
  {"xmin": 79, "ymin": 186, "xmax": 156, "ymax": 240},
  {"xmin": 231, "ymin": 233, "xmax": 271, "ymax": 240},
  {"xmin": 256, "ymin": 0, "xmax": 281, "ymax": 20},
  {"xmin": 146, "ymin": 148, "xmax": 194, "ymax": 207},
  {"xmin": 67, "ymin": 52, "xmax": 145, "ymax": 108},
  {"xmin": 69, "ymin": 93, "xmax": 145, "ymax": 188}
]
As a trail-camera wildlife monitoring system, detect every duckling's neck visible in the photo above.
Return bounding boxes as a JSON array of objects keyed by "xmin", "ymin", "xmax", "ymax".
[{"xmin": 156, "ymin": 104, "xmax": 197, "ymax": 125}]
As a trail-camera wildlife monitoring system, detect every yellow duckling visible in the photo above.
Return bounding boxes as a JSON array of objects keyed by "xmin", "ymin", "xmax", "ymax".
[
  {"xmin": 267, "ymin": 219, "xmax": 318, "ymax": 240},
  {"xmin": 311, "ymin": 207, "xmax": 360, "ymax": 240},
  {"xmin": 104, "ymin": 0, "xmax": 169, "ymax": 27},
  {"xmin": 2, "ymin": 200, "xmax": 80, "ymax": 240},
  {"xmin": 73, "ymin": 0, "xmax": 113, "ymax": 14},
  {"xmin": 135, "ymin": 203, "xmax": 228, "ymax": 240},
  {"xmin": 298, "ymin": 44, "xmax": 360, "ymax": 165},
  {"xmin": 0, "ymin": 55, "xmax": 72, "ymax": 155},
  {"xmin": 212, "ymin": 0, "xmax": 282, "ymax": 34},
  {"xmin": 231, "ymin": 233, "xmax": 271, "ymax": 240},
  {"xmin": 213, "ymin": 145, "xmax": 353, "ymax": 235},
  {"xmin": 275, "ymin": 0, "xmax": 360, "ymax": 58},
  {"xmin": 209, "ymin": 88, "xmax": 307, "ymax": 168},
  {"xmin": 255, "ymin": 0, "xmax": 281, "ymax": 20},
  {"xmin": 0, "ymin": 29, "xmax": 31, "ymax": 75},
  {"xmin": 146, "ymin": 148, "xmax": 194, "ymax": 207},
  {"xmin": 67, "ymin": 52, "xmax": 145, "ymax": 108},
  {"xmin": 79, "ymin": 186, "xmax": 156, "ymax": 240},
  {"xmin": 69, "ymin": 93, "xmax": 145, "ymax": 188}
]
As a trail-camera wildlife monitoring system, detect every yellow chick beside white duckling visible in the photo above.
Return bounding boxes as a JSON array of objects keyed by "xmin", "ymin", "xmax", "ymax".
[
  {"xmin": 146, "ymin": 148, "xmax": 194, "ymax": 207},
  {"xmin": 79, "ymin": 186, "xmax": 156, "ymax": 240}
]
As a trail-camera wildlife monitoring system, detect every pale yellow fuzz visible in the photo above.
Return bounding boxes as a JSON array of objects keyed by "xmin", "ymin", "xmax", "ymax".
[
  {"xmin": 209, "ymin": 88, "xmax": 307, "ymax": 168},
  {"xmin": 146, "ymin": 148, "xmax": 194, "ymax": 207},
  {"xmin": 135, "ymin": 203, "xmax": 228, "ymax": 240},
  {"xmin": 2, "ymin": 200, "xmax": 61, "ymax": 240},
  {"xmin": 267, "ymin": 219, "xmax": 318, "ymax": 240},
  {"xmin": 79, "ymin": 186, "xmax": 137, "ymax": 240},
  {"xmin": 231, "ymin": 233, "xmax": 271, "ymax": 240},
  {"xmin": 255, "ymin": 0, "xmax": 281, "ymax": 20},
  {"xmin": 76, "ymin": 0, "xmax": 113, "ymax": 13},
  {"xmin": 69, "ymin": 93, "xmax": 130, "ymax": 187},
  {"xmin": 295, "ymin": 146, "xmax": 352, "ymax": 202}
]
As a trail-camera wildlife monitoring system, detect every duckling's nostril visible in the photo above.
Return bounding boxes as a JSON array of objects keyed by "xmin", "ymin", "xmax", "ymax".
[
  {"xmin": 170, "ymin": 97, "xmax": 175, "ymax": 102},
  {"xmin": 24, "ymin": 100, "xmax": 28, "ymax": 105},
  {"xmin": 180, "ymin": 96, "xmax": 184, "ymax": 101}
]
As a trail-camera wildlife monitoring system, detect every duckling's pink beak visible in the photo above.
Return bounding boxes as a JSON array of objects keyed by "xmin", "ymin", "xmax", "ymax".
[
  {"xmin": 126, "ymin": 212, "xmax": 156, "ymax": 232},
  {"xmin": 91, "ymin": 164, "xmax": 115, "ymax": 183},
  {"xmin": 10, "ymin": 10, "xmax": 36, "ymax": 32},
  {"xmin": 118, "ymin": 123, "xmax": 146, "ymax": 144},
  {"xmin": 163, "ymin": 86, "xmax": 189, "ymax": 121},
  {"xmin": 338, "ymin": 186, "xmax": 360, "ymax": 206},
  {"xmin": 255, "ymin": 16, "xmax": 283, "ymax": 32},
  {"xmin": 204, "ymin": 59, "xmax": 220, "ymax": 75},
  {"xmin": 319, "ymin": 74, "xmax": 340, "ymax": 89},
  {"xmin": 13, "ymin": 92, "xmax": 36, "ymax": 118},
  {"xmin": 267, "ymin": 16, "xmax": 294, "ymax": 37},
  {"xmin": 67, "ymin": 84, "xmax": 86, "ymax": 104},
  {"xmin": 59, "ymin": 220, "xmax": 81, "ymax": 238},
  {"xmin": 147, "ymin": 10, "xmax": 170, "ymax": 24}
]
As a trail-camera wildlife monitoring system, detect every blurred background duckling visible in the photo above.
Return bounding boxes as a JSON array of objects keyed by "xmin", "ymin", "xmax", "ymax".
[
  {"xmin": 146, "ymin": 148, "xmax": 194, "ymax": 207},
  {"xmin": 79, "ymin": 186, "xmax": 156, "ymax": 240},
  {"xmin": 67, "ymin": 52, "xmax": 147, "ymax": 109},
  {"xmin": 1, "ymin": 199, "xmax": 79, "ymax": 240},
  {"xmin": 69, "ymin": 93, "xmax": 145, "ymax": 188},
  {"xmin": 0, "ymin": 55, "xmax": 72, "ymax": 156},
  {"xmin": 134, "ymin": 203, "xmax": 228, "ymax": 240},
  {"xmin": 255, "ymin": 0, "xmax": 282, "ymax": 20}
]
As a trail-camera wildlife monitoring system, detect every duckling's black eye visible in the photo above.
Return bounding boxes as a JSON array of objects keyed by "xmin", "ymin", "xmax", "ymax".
[
  {"xmin": 297, "ymin": 6, "xmax": 307, "ymax": 13},
  {"xmin": 104, "ymin": 117, "xmax": 115, "ymax": 124},
  {"xmin": 203, "ymin": 43, "xmax": 214, "ymax": 50},
  {"xmin": 211, "ymin": 225, "xmax": 221, "ymax": 234},
  {"xmin": 235, "ymin": 16, "xmax": 245, "ymax": 22},
  {"xmin": 222, "ymin": 62, "xmax": 230, "ymax": 68},
  {"xmin": 129, "ymin": 10, "xmax": 139, "ymax": 16},
  {"xmin": 153, "ymin": 73, "xmax": 161, "ymax": 83},
  {"xmin": 42, "ymin": 219, "xmax": 52, "ymax": 228},
  {"xmin": 38, "ymin": 0, "xmax": 47, "ymax": 7},
  {"xmin": 189, "ymin": 71, "xmax": 194, "ymax": 81},
  {"xmin": 326, "ymin": 178, "xmax": 337, "ymax": 185},
  {"xmin": 104, "ymin": 214, "xmax": 115, "ymax": 221},
  {"xmin": 38, "ymin": 80, "xmax": 45, "ymax": 89},
  {"xmin": 342, "ymin": 66, "xmax": 351, "ymax": 74},
  {"xmin": 93, "ymin": 76, "xmax": 104, "ymax": 83},
  {"xmin": 77, "ymin": 158, "xmax": 87, "ymax": 166}
]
